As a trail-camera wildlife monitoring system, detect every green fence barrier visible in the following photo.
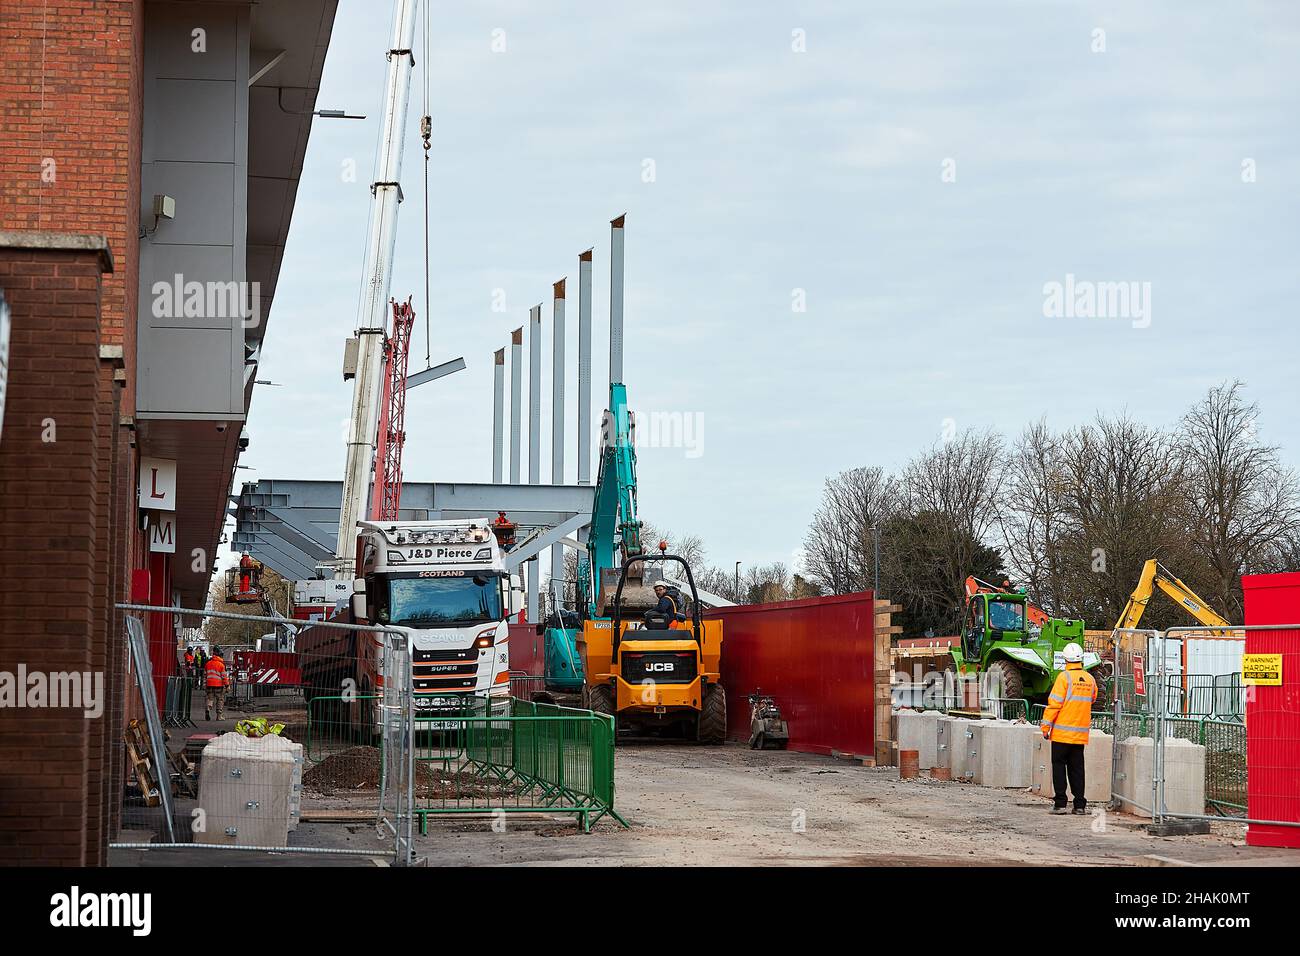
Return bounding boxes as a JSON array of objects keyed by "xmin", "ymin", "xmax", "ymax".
[
  {"xmin": 1202, "ymin": 719, "xmax": 1247, "ymax": 815},
  {"xmin": 412, "ymin": 697, "xmax": 627, "ymax": 832}
]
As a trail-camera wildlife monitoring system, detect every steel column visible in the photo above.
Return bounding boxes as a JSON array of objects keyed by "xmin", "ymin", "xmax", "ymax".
[
  {"xmin": 551, "ymin": 280, "xmax": 566, "ymax": 603},
  {"xmin": 528, "ymin": 304, "xmax": 542, "ymax": 484},
  {"xmin": 527, "ymin": 304, "xmax": 543, "ymax": 621},
  {"xmin": 577, "ymin": 248, "xmax": 593, "ymax": 485},
  {"xmin": 509, "ymin": 328, "xmax": 522, "ymax": 484},
  {"xmin": 492, "ymin": 348, "xmax": 505, "ymax": 483},
  {"xmin": 609, "ymin": 215, "xmax": 625, "ymax": 384}
]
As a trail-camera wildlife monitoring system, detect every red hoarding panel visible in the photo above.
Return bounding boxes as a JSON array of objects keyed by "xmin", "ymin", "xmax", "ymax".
[
  {"xmin": 706, "ymin": 591, "xmax": 875, "ymax": 757},
  {"xmin": 1241, "ymin": 572, "xmax": 1300, "ymax": 849},
  {"xmin": 507, "ymin": 623, "xmax": 544, "ymax": 676}
]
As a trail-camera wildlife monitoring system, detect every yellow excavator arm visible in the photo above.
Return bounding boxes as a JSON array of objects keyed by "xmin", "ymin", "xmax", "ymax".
[{"xmin": 1113, "ymin": 559, "xmax": 1232, "ymax": 632}]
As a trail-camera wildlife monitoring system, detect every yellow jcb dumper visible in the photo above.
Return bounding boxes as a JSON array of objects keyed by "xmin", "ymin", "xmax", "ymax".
[{"xmin": 579, "ymin": 552, "xmax": 726, "ymax": 743}]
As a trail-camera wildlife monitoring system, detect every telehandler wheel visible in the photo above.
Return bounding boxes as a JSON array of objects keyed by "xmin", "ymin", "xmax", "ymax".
[
  {"xmin": 984, "ymin": 659, "xmax": 1023, "ymax": 708},
  {"xmin": 698, "ymin": 683, "xmax": 727, "ymax": 744}
]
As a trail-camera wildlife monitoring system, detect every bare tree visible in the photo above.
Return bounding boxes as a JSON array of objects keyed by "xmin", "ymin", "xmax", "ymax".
[
  {"xmin": 891, "ymin": 430, "xmax": 1008, "ymax": 626},
  {"xmin": 1054, "ymin": 414, "xmax": 1189, "ymax": 626},
  {"xmin": 801, "ymin": 466, "xmax": 901, "ymax": 595},
  {"xmin": 1000, "ymin": 419, "xmax": 1072, "ymax": 614},
  {"xmin": 1176, "ymin": 381, "xmax": 1300, "ymax": 619}
]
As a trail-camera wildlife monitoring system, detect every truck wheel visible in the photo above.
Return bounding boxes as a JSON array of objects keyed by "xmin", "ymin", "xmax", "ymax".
[
  {"xmin": 984, "ymin": 660, "xmax": 1023, "ymax": 711},
  {"xmin": 698, "ymin": 683, "xmax": 727, "ymax": 745}
]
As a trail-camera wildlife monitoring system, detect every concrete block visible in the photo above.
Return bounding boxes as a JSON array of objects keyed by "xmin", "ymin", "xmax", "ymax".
[
  {"xmin": 1114, "ymin": 736, "xmax": 1205, "ymax": 818},
  {"xmin": 971, "ymin": 722, "xmax": 1038, "ymax": 788},
  {"xmin": 895, "ymin": 709, "xmax": 941, "ymax": 769},
  {"xmin": 196, "ymin": 732, "xmax": 294, "ymax": 847},
  {"xmin": 938, "ymin": 716, "xmax": 997, "ymax": 780},
  {"xmin": 1031, "ymin": 731, "xmax": 1113, "ymax": 803}
]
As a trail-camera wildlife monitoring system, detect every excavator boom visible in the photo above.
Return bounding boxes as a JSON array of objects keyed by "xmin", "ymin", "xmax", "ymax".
[{"xmin": 1114, "ymin": 559, "xmax": 1232, "ymax": 633}]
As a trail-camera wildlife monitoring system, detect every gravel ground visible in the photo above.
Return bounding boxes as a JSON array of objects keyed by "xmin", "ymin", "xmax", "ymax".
[
  {"xmin": 396, "ymin": 742, "xmax": 1299, "ymax": 867},
  {"xmin": 114, "ymin": 741, "xmax": 1300, "ymax": 867}
]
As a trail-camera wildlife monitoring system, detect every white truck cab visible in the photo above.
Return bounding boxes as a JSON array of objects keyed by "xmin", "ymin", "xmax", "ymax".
[{"xmin": 353, "ymin": 519, "xmax": 512, "ymax": 722}]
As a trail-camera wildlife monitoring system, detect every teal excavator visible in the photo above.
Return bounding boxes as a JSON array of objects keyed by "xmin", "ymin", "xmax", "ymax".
[{"xmin": 534, "ymin": 382, "xmax": 644, "ymax": 701}]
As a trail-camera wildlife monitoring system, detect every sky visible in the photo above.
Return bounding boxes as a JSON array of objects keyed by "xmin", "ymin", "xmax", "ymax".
[{"xmin": 227, "ymin": 0, "xmax": 1300, "ymax": 578}]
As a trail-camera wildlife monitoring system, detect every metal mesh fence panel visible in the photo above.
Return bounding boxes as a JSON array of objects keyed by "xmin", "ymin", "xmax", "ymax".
[{"xmin": 111, "ymin": 605, "xmax": 408, "ymax": 861}]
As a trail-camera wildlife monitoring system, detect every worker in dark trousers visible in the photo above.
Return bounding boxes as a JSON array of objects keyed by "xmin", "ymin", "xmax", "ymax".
[
  {"xmin": 205, "ymin": 647, "xmax": 230, "ymax": 721},
  {"xmin": 1040, "ymin": 642, "xmax": 1098, "ymax": 815}
]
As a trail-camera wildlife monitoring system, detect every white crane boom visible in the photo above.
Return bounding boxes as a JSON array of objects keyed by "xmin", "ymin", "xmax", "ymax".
[{"xmin": 335, "ymin": 0, "xmax": 421, "ymax": 576}]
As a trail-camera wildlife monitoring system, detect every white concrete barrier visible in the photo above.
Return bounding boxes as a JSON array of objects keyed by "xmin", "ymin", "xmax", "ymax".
[
  {"xmin": 1114, "ymin": 736, "xmax": 1205, "ymax": 818},
  {"xmin": 971, "ymin": 722, "xmax": 1038, "ymax": 788},
  {"xmin": 895, "ymin": 709, "xmax": 941, "ymax": 769},
  {"xmin": 938, "ymin": 716, "xmax": 999, "ymax": 780}
]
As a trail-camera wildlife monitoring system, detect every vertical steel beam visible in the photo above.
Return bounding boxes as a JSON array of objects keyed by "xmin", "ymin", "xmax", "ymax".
[
  {"xmin": 528, "ymin": 304, "xmax": 542, "ymax": 485},
  {"xmin": 551, "ymin": 280, "xmax": 566, "ymax": 484},
  {"xmin": 577, "ymin": 248, "xmax": 593, "ymax": 486},
  {"xmin": 609, "ymin": 215, "xmax": 625, "ymax": 384},
  {"xmin": 509, "ymin": 328, "xmax": 522, "ymax": 485},
  {"xmin": 492, "ymin": 348, "xmax": 505, "ymax": 483},
  {"xmin": 528, "ymin": 558, "xmax": 540, "ymax": 624},
  {"xmin": 527, "ymin": 304, "xmax": 542, "ymax": 622},
  {"xmin": 551, "ymin": 279, "xmax": 567, "ymax": 600}
]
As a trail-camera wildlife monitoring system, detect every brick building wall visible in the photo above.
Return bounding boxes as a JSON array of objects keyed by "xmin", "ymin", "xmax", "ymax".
[
  {"xmin": 0, "ymin": 0, "xmax": 144, "ymax": 867},
  {"xmin": 0, "ymin": 0, "xmax": 143, "ymax": 414},
  {"xmin": 0, "ymin": 241, "xmax": 114, "ymax": 865}
]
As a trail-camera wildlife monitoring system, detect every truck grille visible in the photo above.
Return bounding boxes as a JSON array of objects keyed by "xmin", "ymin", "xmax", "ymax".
[
  {"xmin": 621, "ymin": 651, "xmax": 697, "ymax": 685},
  {"xmin": 413, "ymin": 647, "xmax": 478, "ymax": 663},
  {"xmin": 413, "ymin": 646, "xmax": 481, "ymax": 688}
]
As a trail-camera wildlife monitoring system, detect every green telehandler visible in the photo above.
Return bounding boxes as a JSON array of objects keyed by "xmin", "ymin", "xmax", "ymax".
[{"xmin": 948, "ymin": 587, "xmax": 1102, "ymax": 705}]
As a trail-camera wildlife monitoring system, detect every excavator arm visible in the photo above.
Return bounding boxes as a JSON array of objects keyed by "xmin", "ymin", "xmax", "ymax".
[
  {"xmin": 580, "ymin": 383, "xmax": 642, "ymax": 616},
  {"xmin": 1113, "ymin": 559, "xmax": 1232, "ymax": 633}
]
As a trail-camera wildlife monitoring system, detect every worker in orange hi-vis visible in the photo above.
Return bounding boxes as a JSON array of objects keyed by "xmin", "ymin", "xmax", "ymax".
[
  {"xmin": 205, "ymin": 647, "xmax": 230, "ymax": 721},
  {"xmin": 1040, "ymin": 642, "xmax": 1098, "ymax": 815},
  {"xmin": 239, "ymin": 552, "xmax": 254, "ymax": 593}
]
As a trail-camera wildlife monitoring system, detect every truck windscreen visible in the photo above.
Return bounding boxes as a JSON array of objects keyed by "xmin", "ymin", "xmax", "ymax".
[{"xmin": 385, "ymin": 577, "xmax": 502, "ymax": 626}]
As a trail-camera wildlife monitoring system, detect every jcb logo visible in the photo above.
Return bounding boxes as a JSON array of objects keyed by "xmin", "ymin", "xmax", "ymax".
[{"xmin": 646, "ymin": 662, "xmax": 673, "ymax": 672}]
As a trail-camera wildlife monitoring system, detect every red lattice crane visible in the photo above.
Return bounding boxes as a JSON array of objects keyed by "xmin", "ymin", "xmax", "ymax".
[{"xmin": 371, "ymin": 297, "xmax": 415, "ymax": 522}]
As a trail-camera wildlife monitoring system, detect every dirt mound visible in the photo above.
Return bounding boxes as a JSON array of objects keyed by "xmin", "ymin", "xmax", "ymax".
[
  {"xmin": 303, "ymin": 747, "xmax": 382, "ymax": 792},
  {"xmin": 302, "ymin": 747, "xmax": 520, "ymax": 801}
]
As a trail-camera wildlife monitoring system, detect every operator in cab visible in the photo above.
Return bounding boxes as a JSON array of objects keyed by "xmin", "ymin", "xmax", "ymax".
[{"xmin": 651, "ymin": 582, "xmax": 678, "ymax": 618}]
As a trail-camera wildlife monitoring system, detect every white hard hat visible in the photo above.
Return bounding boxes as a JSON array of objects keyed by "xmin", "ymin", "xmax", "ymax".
[
  {"xmin": 1063, "ymin": 642, "xmax": 1084, "ymax": 663},
  {"xmin": 652, "ymin": 581, "xmax": 667, "ymax": 590}
]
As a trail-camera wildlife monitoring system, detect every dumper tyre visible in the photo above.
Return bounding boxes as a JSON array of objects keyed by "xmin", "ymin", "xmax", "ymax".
[
  {"xmin": 586, "ymin": 683, "xmax": 614, "ymax": 717},
  {"xmin": 698, "ymin": 683, "xmax": 727, "ymax": 744},
  {"xmin": 984, "ymin": 659, "xmax": 1023, "ymax": 709}
]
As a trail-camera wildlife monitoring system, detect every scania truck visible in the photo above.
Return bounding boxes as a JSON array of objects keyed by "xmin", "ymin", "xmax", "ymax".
[{"xmin": 298, "ymin": 518, "xmax": 514, "ymax": 730}]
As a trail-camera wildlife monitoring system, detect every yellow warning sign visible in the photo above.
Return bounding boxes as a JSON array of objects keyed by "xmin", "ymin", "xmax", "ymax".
[{"xmin": 1242, "ymin": 654, "xmax": 1283, "ymax": 686}]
